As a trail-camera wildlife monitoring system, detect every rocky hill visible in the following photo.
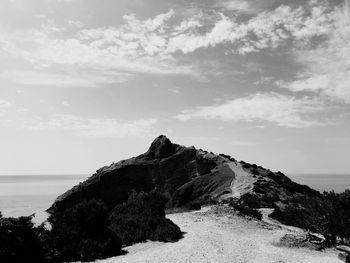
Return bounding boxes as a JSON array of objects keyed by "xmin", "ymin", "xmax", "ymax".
[{"xmin": 48, "ymin": 135, "xmax": 320, "ymax": 213}]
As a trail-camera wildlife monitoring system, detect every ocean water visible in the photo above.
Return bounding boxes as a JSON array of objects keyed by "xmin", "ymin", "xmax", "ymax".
[
  {"xmin": 288, "ymin": 174, "xmax": 350, "ymax": 193},
  {"xmin": 0, "ymin": 174, "xmax": 349, "ymax": 223},
  {"xmin": 0, "ymin": 174, "xmax": 88, "ymax": 224}
]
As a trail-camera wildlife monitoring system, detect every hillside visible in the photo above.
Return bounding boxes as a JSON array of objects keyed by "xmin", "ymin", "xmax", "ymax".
[
  {"xmin": 3, "ymin": 135, "xmax": 343, "ymax": 262},
  {"xmin": 48, "ymin": 135, "xmax": 320, "ymax": 214}
]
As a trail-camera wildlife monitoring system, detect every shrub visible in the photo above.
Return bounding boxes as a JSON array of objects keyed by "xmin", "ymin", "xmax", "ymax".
[
  {"xmin": 240, "ymin": 193, "xmax": 262, "ymax": 208},
  {"xmin": 270, "ymin": 206, "xmax": 311, "ymax": 229},
  {"xmin": 269, "ymin": 190, "xmax": 350, "ymax": 246},
  {"xmin": 109, "ymin": 191, "xmax": 182, "ymax": 246},
  {"xmin": 0, "ymin": 191, "xmax": 186, "ymax": 262},
  {"xmin": 242, "ymin": 163, "xmax": 251, "ymax": 169},
  {"xmin": 0, "ymin": 214, "xmax": 45, "ymax": 263},
  {"xmin": 47, "ymin": 199, "xmax": 122, "ymax": 262},
  {"xmin": 230, "ymin": 202, "xmax": 262, "ymax": 220},
  {"xmin": 219, "ymin": 154, "xmax": 236, "ymax": 161},
  {"xmin": 0, "ymin": 190, "xmax": 185, "ymax": 262},
  {"xmin": 251, "ymin": 169, "xmax": 260, "ymax": 175},
  {"xmin": 189, "ymin": 201, "xmax": 202, "ymax": 210}
]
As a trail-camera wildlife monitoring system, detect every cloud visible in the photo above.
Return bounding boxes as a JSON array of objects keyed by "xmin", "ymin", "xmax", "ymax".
[
  {"xmin": 2, "ymin": 2, "xmax": 339, "ymax": 64},
  {"xmin": 1, "ymin": 0, "xmax": 347, "ymax": 87},
  {"xmin": 67, "ymin": 20, "xmax": 84, "ymax": 28},
  {"xmin": 61, "ymin": 101, "xmax": 70, "ymax": 107},
  {"xmin": 0, "ymin": 70, "xmax": 130, "ymax": 87},
  {"xmin": 122, "ymin": 9, "xmax": 175, "ymax": 33},
  {"xmin": 175, "ymin": 92, "xmax": 327, "ymax": 128},
  {"xmin": 24, "ymin": 114, "xmax": 158, "ymax": 138},
  {"xmin": 166, "ymin": 13, "xmax": 236, "ymax": 54},
  {"xmin": 164, "ymin": 2, "xmax": 337, "ymax": 55},
  {"xmin": 0, "ymin": 99, "xmax": 12, "ymax": 114},
  {"xmin": 218, "ymin": 1, "xmax": 252, "ymax": 13},
  {"xmin": 278, "ymin": 2, "xmax": 350, "ymax": 103},
  {"xmin": 168, "ymin": 87, "xmax": 181, "ymax": 94},
  {"xmin": 173, "ymin": 16, "xmax": 203, "ymax": 32},
  {"xmin": 147, "ymin": 2, "xmax": 332, "ymax": 56},
  {"xmin": 0, "ymin": 9, "xmax": 194, "ymax": 87},
  {"xmin": 254, "ymin": 77, "xmax": 273, "ymax": 85},
  {"xmin": 215, "ymin": 0, "xmax": 276, "ymax": 14}
]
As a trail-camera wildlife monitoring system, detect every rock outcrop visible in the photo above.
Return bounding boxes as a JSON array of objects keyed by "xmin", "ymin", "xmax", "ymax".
[{"xmin": 48, "ymin": 135, "xmax": 320, "ymax": 213}]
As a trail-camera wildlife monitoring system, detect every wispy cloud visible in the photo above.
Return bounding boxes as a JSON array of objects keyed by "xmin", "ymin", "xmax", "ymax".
[
  {"xmin": 175, "ymin": 92, "xmax": 327, "ymax": 128},
  {"xmin": 168, "ymin": 87, "xmax": 181, "ymax": 94},
  {"xmin": 0, "ymin": 99, "xmax": 12, "ymax": 114},
  {"xmin": 0, "ymin": 70, "xmax": 130, "ymax": 87},
  {"xmin": 61, "ymin": 100, "xmax": 70, "ymax": 107},
  {"xmin": 0, "ymin": 0, "xmax": 344, "ymax": 88},
  {"xmin": 215, "ymin": 0, "xmax": 276, "ymax": 14},
  {"xmin": 166, "ymin": 2, "xmax": 336, "ymax": 55},
  {"xmin": 23, "ymin": 114, "xmax": 158, "ymax": 138},
  {"xmin": 278, "ymin": 2, "xmax": 350, "ymax": 103},
  {"xmin": 0, "ymin": 9, "xmax": 194, "ymax": 87}
]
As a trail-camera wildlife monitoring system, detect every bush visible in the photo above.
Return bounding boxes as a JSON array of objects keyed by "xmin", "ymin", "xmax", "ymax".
[
  {"xmin": 270, "ymin": 190, "xmax": 350, "ymax": 246},
  {"xmin": 240, "ymin": 193, "xmax": 263, "ymax": 208},
  {"xmin": 270, "ymin": 206, "xmax": 311, "ymax": 229},
  {"xmin": 109, "ymin": 191, "xmax": 183, "ymax": 245},
  {"xmin": 230, "ymin": 202, "xmax": 262, "ymax": 220},
  {"xmin": 242, "ymin": 163, "xmax": 251, "ymax": 169},
  {"xmin": 0, "ymin": 191, "xmax": 185, "ymax": 262},
  {"xmin": 219, "ymin": 154, "xmax": 236, "ymax": 161},
  {"xmin": 46, "ymin": 199, "xmax": 122, "ymax": 262},
  {"xmin": 189, "ymin": 201, "xmax": 202, "ymax": 210},
  {"xmin": 0, "ymin": 214, "xmax": 45, "ymax": 263},
  {"xmin": 251, "ymin": 169, "xmax": 260, "ymax": 175}
]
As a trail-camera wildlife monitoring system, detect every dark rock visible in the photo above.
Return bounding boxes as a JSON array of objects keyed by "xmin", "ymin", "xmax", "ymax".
[{"xmin": 144, "ymin": 135, "xmax": 177, "ymax": 159}]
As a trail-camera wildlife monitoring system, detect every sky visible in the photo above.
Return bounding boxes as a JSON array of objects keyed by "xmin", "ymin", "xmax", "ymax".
[{"xmin": 0, "ymin": 0, "xmax": 349, "ymax": 175}]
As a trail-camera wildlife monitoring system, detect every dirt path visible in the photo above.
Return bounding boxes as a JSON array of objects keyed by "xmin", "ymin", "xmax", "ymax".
[
  {"xmin": 259, "ymin": 208, "xmax": 305, "ymax": 233},
  {"xmin": 228, "ymin": 162, "xmax": 256, "ymax": 198},
  {"xmin": 95, "ymin": 207, "xmax": 340, "ymax": 263}
]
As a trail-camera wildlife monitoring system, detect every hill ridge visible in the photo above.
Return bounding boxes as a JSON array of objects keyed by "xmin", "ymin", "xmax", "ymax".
[{"xmin": 48, "ymin": 135, "xmax": 319, "ymax": 213}]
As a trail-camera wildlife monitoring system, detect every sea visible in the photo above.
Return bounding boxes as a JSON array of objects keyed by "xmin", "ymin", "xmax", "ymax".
[
  {"xmin": 0, "ymin": 174, "xmax": 349, "ymax": 224},
  {"xmin": 0, "ymin": 174, "xmax": 88, "ymax": 224}
]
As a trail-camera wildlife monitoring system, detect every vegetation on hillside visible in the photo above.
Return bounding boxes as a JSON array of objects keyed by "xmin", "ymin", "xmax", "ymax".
[
  {"xmin": 269, "ymin": 190, "xmax": 350, "ymax": 246},
  {"xmin": 44, "ymin": 199, "xmax": 122, "ymax": 262},
  {"xmin": 109, "ymin": 191, "xmax": 183, "ymax": 246},
  {"xmin": 230, "ymin": 202, "xmax": 263, "ymax": 220},
  {"xmin": 0, "ymin": 212, "xmax": 45, "ymax": 263},
  {"xmin": 0, "ymin": 191, "xmax": 183, "ymax": 262}
]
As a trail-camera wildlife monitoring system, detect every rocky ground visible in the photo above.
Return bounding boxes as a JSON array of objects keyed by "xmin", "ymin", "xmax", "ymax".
[{"xmin": 93, "ymin": 206, "xmax": 340, "ymax": 263}]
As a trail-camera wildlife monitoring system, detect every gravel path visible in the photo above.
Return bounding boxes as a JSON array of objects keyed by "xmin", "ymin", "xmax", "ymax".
[
  {"xmin": 95, "ymin": 207, "xmax": 340, "ymax": 263},
  {"xmin": 228, "ymin": 162, "xmax": 256, "ymax": 198}
]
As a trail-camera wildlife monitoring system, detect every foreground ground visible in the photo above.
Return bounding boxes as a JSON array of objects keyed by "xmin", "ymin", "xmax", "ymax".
[{"xmin": 94, "ymin": 206, "xmax": 340, "ymax": 263}]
